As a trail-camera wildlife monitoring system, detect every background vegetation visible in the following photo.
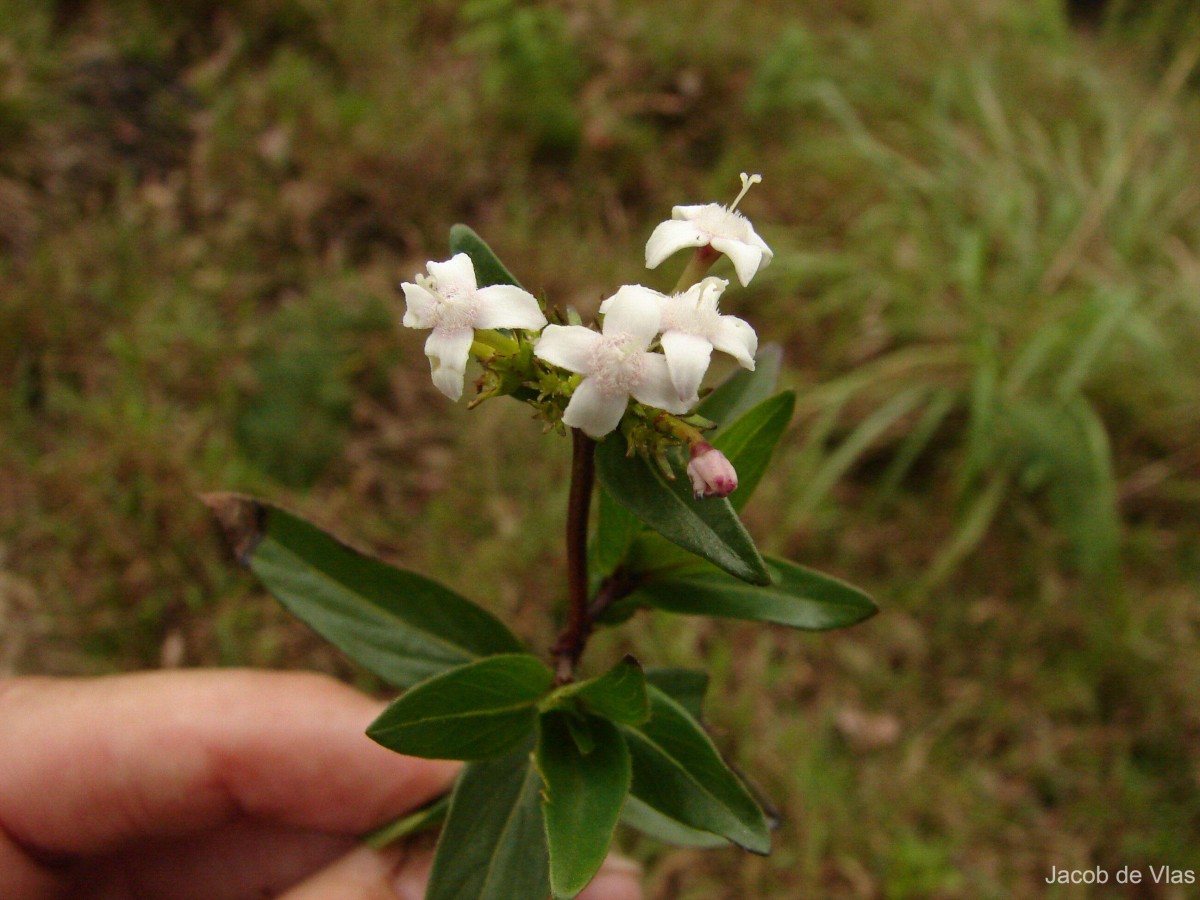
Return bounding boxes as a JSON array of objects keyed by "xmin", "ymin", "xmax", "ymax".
[{"xmin": 3, "ymin": 0, "xmax": 1200, "ymax": 896}]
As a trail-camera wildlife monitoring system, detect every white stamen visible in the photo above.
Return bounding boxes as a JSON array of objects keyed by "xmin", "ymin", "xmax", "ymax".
[{"xmin": 729, "ymin": 172, "xmax": 762, "ymax": 211}]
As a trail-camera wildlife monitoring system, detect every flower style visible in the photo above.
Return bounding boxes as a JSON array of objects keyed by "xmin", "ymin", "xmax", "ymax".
[
  {"xmin": 535, "ymin": 288, "xmax": 694, "ymax": 438},
  {"xmin": 401, "ymin": 253, "xmax": 547, "ymax": 401},
  {"xmin": 600, "ymin": 276, "xmax": 757, "ymax": 402},
  {"xmin": 645, "ymin": 173, "xmax": 774, "ymax": 287},
  {"xmin": 687, "ymin": 441, "xmax": 738, "ymax": 499}
]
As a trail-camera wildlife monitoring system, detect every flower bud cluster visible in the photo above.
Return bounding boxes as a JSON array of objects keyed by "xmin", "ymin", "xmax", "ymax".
[{"xmin": 398, "ymin": 174, "xmax": 773, "ymax": 497}]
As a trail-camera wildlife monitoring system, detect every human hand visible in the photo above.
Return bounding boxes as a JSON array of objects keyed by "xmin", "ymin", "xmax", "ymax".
[{"xmin": 0, "ymin": 669, "xmax": 642, "ymax": 899}]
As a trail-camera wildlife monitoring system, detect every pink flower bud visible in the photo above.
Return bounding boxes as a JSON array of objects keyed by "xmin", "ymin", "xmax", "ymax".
[{"xmin": 687, "ymin": 441, "xmax": 738, "ymax": 499}]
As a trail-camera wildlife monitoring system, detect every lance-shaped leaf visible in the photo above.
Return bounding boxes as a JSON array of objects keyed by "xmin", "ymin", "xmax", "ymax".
[
  {"xmin": 449, "ymin": 223, "xmax": 524, "ymax": 288},
  {"xmin": 595, "ymin": 440, "xmax": 770, "ymax": 585},
  {"xmin": 427, "ymin": 740, "xmax": 549, "ymax": 900},
  {"xmin": 622, "ymin": 686, "xmax": 770, "ymax": 854},
  {"xmin": 590, "ymin": 486, "xmax": 640, "ymax": 578},
  {"xmin": 620, "ymin": 795, "xmax": 729, "ymax": 849},
  {"xmin": 631, "ymin": 556, "xmax": 877, "ymax": 631},
  {"xmin": 697, "ymin": 343, "xmax": 783, "ymax": 431},
  {"xmin": 363, "ymin": 794, "xmax": 449, "ymax": 849},
  {"xmin": 590, "ymin": 354, "xmax": 786, "ymax": 580},
  {"xmin": 203, "ymin": 495, "xmax": 523, "ymax": 688},
  {"xmin": 367, "ymin": 654, "xmax": 554, "ymax": 760},
  {"xmin": 645, "ymin": 667, "xmax": 709, "ymax": 722},
  {"xmin": 711, "ymin": 391, "xmax": 795, "ymax": 512},
  {"xmin": 548, "ymin": 655, "xmax": 649, "ymax": 726},
  {"xmin": 537, "ymin": 712, "xmax": 631, "ymax": 899}
]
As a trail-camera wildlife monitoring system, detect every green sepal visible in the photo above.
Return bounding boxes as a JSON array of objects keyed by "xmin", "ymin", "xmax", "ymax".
[
  {"xmin": 367, "ymin": 654, "xmax": 554, "ymax": 760},
  {"xmin": 203, "ymin": 495, "xmax": 523, "ymax": 689}
]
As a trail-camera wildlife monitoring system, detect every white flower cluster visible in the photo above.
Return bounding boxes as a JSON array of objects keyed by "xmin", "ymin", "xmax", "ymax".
[{"xmin": 400, "ymin": 174, "xmax": 772, "ymax": 440}]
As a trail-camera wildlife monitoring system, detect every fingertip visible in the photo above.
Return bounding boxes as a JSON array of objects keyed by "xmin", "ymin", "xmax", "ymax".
[
  {"xmin": 580, "ymin": 854, "xmax": 643, "ymax": 900},
  {"xmin": 278, "ymin": 840, "xmax": 436, "ymax": 900},
  {"xmin": 388, "ymin": 844, "xmax": 433, "ymax": 900},
  {"xmin": 278, "ymin": 845, "xmax": 406, "ymax": 900}
]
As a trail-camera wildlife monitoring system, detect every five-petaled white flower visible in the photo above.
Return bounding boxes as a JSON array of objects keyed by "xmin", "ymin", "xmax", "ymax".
[
  {"xmin": 534, "ymin": 289, "xmax": 694, "ymax": 438},
  {"xmin": 645, "ymin": 173, "xmax": 773, "ymax": 287},
  {"xmin": 401, "ymin": 253, "xmax": 547, "ymax": 401},
  {"xmin": 600, "ymin": 276, "xmax": 757, "ymax": 403}
]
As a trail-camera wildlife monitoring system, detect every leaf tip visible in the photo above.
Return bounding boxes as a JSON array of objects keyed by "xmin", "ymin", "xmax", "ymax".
[{"xmin": 200, "ymin": 492, "xmax": 266, "ymax": 566}]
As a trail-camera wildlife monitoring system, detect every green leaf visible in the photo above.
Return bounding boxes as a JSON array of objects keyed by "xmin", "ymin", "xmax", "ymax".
[
  {"xmin": 427, "ymin": 740, "xmax": 550, "ymax": 900},
  {"xmin": 363, "ymin": 794, "xmax": 449, "ymax": 849},
  {"xmin": 633, "ymin": 555, "xmax": 877, "ymax": 630},
  {"xmin": 367, "ymin": 654, "xmax": 554, "ymax": 760},
  {"xmin": 620, "ymin": 795, "xmax": 729, "ymax": 848},
  {"xmin": 537, "ymin": 712, "xmax": 631, "ymax": 899},
  {"xmin": 549, "ymin": 655, "xmax": 649, "ymax": 725},
  {"xmin": 697, "ymin": 344, "xmax": 783, "ymax": 430},
  {"xmin": 711, "ymin": 391, "xmax": 795, "ymax": 511},
  {"xmin": 449, "ymin": 224, "xmax": 523, "ymax": 288},
  {"xmin": 595, "ymin": 440, "xmax": 770, "ymax": 585},
  {"xmin": 203, "ymin": 495, "xmax": 523, "ymax": 688},
  {"xmin": 590, "ymin": 486, "xmax": 640, "ymax": 577},
  {"xmin": 644, "ymin": 668, "xmax": 709, "ymax": 722},
  {"xmin": 622, "ymin": 686, "xmax": 770, "ymax": 854},
  {"xmin": 590, "ymin": 378, "xmax": 790, "ymax": 578}
]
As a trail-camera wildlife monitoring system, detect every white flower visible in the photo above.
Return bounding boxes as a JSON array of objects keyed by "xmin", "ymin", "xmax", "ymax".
[
  {"xmin": 534, "ymin": 288, "xmax": 694, "ymax": 438},
  {"xmin": 687, "ymin": 441, "xmax": 738, "ymax": 499},
  {"xmin": 645, "ymin": 173, "xmax": 773, "ymax": 286},
  {"xmin": 601, "ymin": 276, "xmax": 757, "ymax": 402},
  {"xmin": 401, "ymin": 253, "xmax": 546, "ymax": 401}
]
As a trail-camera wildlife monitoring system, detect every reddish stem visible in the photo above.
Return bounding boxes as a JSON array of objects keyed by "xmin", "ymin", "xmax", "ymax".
[{"xmin": 552, "ymin": 428, "xmax": 596, "ymax": 683}]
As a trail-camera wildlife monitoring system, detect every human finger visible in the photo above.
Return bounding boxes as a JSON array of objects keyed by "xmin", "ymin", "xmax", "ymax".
[
  {"xmin": 0, "ymin": 670, "xmax": 458, "ymax": 896},
  {"xmin": 282, "ymin": 842, "xmax": 643, "ymax": 900}
]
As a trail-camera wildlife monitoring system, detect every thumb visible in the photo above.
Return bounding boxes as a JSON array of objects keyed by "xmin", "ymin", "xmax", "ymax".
[
  {"xmin": 277, "ymin": 843, "xmax": 431, "ymax": 900},
  {"xmin": 279, "ymin": 842, "xmax": 644, "ymax": 900}
]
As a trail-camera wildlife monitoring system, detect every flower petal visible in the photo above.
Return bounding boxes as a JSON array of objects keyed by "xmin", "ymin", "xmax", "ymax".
[
  {"xmin": 671, "ymin": 204, "xmax": 717, "ymax": 221},
  {"xmin": 424, "ymin": 326, "xmax": 475, "ymax": 401},
  {"xmin": 631, "ymin": 352, "xmax": 696, "ymax": 414},
  {"xmin": 562, "ymin": 378, "xmax": 629, "ymax": 438},
  {"xmin": 474, "ymin": 284, "xmax": 547, "ymax": 331},
  {"xmin": 660, "ymin": 330, "xmax": 714, "ymax": 402},
  {"xmin": 600, "ymin": 288, "xmax": 662, "ymax": 348},
  {"xmin": 427, "ymin": 253, "xmax": 477, "ymax": 293},
  {"xmin": 598, "ymin": 283, "xmax": 665, "ymax": 317},
  {"xmin": 747, "ymin": 226, "xmax": 774, "ymax": 265},
  {"xmin": 709, "ymin": 315, "xmax": 758, "ymax": 370},
  {"xmin": 534, "ymin": 324, "xmax": 601, "ymax": 375},
  {"xmin": 711, "ymin": 236, "xmax": 765, "ymax": 287},
  {"xmin": 645, "ymin": 219, "xmax": 706, "ymax": 270},
  {"xmin": 401, "ymin": 282, "xmax": 439, "ymax": 329}
]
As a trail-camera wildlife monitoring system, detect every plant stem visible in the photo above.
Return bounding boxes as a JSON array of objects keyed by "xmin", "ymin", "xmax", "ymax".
[
  {"xmin": 672, "ymin": 244, "xmax": 719, "ymax": 293},
  {"xmin": 553, "ymin": 428, "xmax": 596, "ymax": 683}
]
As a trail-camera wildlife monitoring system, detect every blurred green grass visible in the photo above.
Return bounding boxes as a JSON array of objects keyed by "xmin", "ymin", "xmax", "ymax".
[{"xmin": 3, "ymin": 0, "xmax": 1200, "ymax": 896}]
